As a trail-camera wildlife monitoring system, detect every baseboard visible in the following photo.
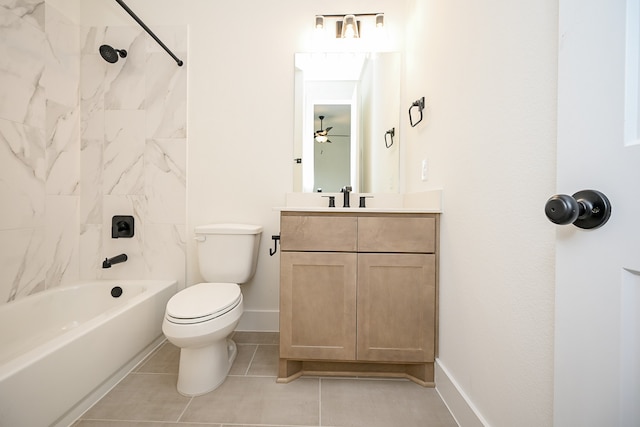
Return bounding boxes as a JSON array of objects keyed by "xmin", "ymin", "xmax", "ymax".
[
  {"xmin": 435, "ymin": 359, "xmax": 491, "ymax": 427},
  {"xmin": 236, "ymin": 309, "xmax": 279, "ymax": 332}
]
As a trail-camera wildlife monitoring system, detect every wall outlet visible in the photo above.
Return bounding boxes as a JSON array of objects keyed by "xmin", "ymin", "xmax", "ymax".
[{"xmin": 421, "ymin": 159, "xmax": 428, "ymax": 181}]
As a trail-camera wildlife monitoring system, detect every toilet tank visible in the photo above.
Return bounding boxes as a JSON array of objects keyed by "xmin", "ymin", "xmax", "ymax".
[{"xmin": 195, "ymin": 223, "xmax": 262, "ymax": 284}]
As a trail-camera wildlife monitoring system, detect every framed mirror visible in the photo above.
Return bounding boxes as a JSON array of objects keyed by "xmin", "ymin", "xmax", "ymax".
[{"xmin": 293, "ymin": 52, "xmax": 401, "ymax": 193}]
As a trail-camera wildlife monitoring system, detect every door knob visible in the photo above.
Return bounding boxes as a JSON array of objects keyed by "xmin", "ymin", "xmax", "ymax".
[{"xmin": 544, "ymin": 189, "xmax": 611, "ymax": 229}]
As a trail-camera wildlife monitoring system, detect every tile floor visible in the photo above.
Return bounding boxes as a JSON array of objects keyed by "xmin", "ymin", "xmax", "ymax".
[{"xmin": 72, "ymin": 332, "xmax": 458, "ymax": 427}]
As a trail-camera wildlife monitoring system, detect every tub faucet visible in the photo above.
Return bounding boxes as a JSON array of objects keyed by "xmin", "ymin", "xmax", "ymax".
[
  {"xmin": 102, "ymin": 253, "xmax": 128, "ymax": 268},
  {"xmin": 341, "ymin": 185, "xmax": 352, "ymax": 208}
]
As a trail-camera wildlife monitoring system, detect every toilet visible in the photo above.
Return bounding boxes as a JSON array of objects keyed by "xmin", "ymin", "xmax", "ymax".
[{"xmin": 162, "ymin": 223, "xmax": 262, "ymax": 396}]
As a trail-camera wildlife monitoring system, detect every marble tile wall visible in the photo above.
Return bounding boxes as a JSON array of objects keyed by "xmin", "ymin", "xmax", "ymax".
[
  {"xmin": 79, "ymin": 24, "xmax": 187, "ymax": 288},
  {"xmin": 0, "ymin": 0, "xmax": 187, "ymax": 304}
]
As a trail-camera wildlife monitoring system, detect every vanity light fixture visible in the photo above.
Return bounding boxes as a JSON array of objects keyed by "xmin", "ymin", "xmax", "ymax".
[
  {"xmin": 314, "ymin": 13, "xmax": 384, "ymax": 39},
  {"xmin": 340, "ymin": 14, "xmax": 359, "ymax": 38}
]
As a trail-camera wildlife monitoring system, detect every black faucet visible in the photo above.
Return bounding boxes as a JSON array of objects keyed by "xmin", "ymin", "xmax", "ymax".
[
  {"xmin": 341, "ymin": 185, "xmax": 352, "ymax": 208},
  {"xmin": 102, "ymin": 253, "xmax": 128, "ymax": 268}
]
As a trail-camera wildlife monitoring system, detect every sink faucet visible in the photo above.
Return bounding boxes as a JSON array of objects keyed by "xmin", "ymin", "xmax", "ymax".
[
  {"xmin": 341, "ymin": 185, "xmax": 352, "ymax": 208},
  {"xmin": 102, "ymin": 253, "xmax": 128, "ymax": 268}
]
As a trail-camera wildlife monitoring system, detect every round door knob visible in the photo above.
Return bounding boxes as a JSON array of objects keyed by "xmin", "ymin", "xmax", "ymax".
[
  {"xmin": 545, "ymin": 194, "xmax": 579, "ymax": 225},
  {"xmin": 544, "ymin": 189, "xmax": 611, "ymax": 230}
]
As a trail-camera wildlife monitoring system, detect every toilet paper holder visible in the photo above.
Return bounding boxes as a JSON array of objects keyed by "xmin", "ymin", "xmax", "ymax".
[{"xmin": 269, "ymin": 234, "xmax": 280, "ymax": 256}]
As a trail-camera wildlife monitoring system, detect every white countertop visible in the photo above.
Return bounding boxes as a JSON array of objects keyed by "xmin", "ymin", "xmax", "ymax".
[{"xmin": 276, "ymin": 190, "xmax": 443, "ymax": 213}]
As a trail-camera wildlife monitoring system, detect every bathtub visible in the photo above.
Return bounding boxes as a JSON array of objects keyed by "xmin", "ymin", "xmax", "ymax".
[{"xmin": 0, "ymin": 279, "xmax": 177, "ymax": 427}]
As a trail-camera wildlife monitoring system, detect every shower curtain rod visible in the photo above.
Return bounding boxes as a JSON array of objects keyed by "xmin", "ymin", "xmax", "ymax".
[{"xmin": 115, "ymin": 0, "xmax": 184, "ymax": 66}]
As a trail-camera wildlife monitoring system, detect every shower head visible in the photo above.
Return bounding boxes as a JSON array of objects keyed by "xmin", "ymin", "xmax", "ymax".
[{"xmin": 99, "ymin": 44, "xmax": 127, "ymax": 64}]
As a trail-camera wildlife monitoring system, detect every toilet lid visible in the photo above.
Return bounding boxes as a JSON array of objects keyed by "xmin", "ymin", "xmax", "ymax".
[{"xmin": 165, "ymin": 283, "xmax": 241, "ymax": 323}]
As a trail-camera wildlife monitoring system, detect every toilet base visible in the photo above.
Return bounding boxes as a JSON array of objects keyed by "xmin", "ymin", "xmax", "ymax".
[{"xmin": 176, "ymin": 338, "xmax": 237, "ymax": 396}]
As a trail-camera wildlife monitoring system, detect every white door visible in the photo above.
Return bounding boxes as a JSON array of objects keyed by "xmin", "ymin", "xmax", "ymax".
[{"xmin": 554, "ymin": 0, "xmax": 640, "ymax": 426}]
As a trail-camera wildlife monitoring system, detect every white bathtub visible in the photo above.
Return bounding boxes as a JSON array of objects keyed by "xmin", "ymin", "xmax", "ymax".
[{"xmin": 0, "ymin": 279, "xmax": 177, "ymax": 427}]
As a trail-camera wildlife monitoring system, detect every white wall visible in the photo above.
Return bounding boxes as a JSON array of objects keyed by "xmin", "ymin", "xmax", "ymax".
[{"xmin": 403, "ymin": 1, "xmax": 557, "ymax": 426}]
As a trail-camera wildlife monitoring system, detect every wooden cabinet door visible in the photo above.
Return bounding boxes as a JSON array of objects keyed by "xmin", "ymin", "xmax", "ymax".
[
  {"xmin": 280, "ymin": 251, "xmax": 357, "ymax": 360},
  {"xmin": 357, "ymin": 253, "xmax": 436, "ymax": 363}
]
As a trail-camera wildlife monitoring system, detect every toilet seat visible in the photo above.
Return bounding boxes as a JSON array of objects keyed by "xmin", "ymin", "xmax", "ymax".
[{"xmin": 165, "ymin": 283, "xmax": 242, "ymax": 324}]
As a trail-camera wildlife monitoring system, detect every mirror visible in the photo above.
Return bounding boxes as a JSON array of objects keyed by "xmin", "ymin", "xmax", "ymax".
[{"xmin": 293, "ymin": 52, "xmax": 401, "ymax": 193}]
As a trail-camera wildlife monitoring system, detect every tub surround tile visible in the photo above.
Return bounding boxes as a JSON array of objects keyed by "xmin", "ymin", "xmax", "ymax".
[
  {"xmin": 79, "ymin": 82, "xmax": 104, "ymax": 141},
  {"xmin": 0, "ymin": 118, "xmax": 46, "ymax": 230},
  {"xmin": 0, "ymin": 227, "xmax": 45, "ymax": 302},
  {"xmin": 1, "ymin": 0, "xmax": 45, "ymax": 31},
  {"xmin": 142, "ymin": 223, "xmax": 186, "ymax": 287},
  {"xmin": 1, "ymin": 16, "xmax": 187, "ymax": 301},
  {"xmin": 81, "ymin": 25, "xmax": 143, "ymax": 55},
  {"xmin": 44, "ymin": 4, "xmax": 79, "ymax": 108},
  {"xmin": 144, "ymin": 139, "xmax": 186, "ymax": 224},
  {"xmin": 144, "ymin": 25, "xmax": 188, "ymax": 54},
  {"xmin": 145, "ymin": 52, "xmax": 187, "ymax": 139},
  {"xmin": 46, "ymin": 101, "xmax": 80, "ymax": 196},
  {"xmin": 104, "ymin": 110, "xmax": 145, "ymax": 196},
  {"xmin": 79, "ymin": 223, "xmax": 102, "ymax": 280},
  {"xmin": 80, "ymin": 138, "xmax": 103, "ymax": 224},
  {"xmin": 104, "ymin": 33, "xmax": 146, "ymax": 111},
  {"xmin": 78, "ymin": 25, "xmax": 188, "ymax": 286},
  {"xmin": 0, "ymin": 7, "xmax": 46, "ymax": 127},
  {"xmin": 45, "ymin": 195, "xmax": 79, "ymax": 288}
]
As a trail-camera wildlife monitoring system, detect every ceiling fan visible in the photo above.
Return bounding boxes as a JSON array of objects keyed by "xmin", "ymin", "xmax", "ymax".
[{"xmin": 314, "ymin": 115, "xmax": 333, "ymax": 143}]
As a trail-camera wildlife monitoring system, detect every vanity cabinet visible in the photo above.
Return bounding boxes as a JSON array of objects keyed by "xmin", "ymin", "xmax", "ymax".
[{"xmin": 278, "ymin": 211, "xmax": 439, "ymax": 386}]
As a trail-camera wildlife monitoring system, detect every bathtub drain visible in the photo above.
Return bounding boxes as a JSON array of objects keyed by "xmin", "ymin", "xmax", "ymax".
[{"xmin": 111, "ymin": 286, "xmax": 123, "ymax": 298}]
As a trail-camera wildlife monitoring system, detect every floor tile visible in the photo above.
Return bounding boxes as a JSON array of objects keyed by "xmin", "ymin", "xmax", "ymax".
[
  {"xmin": 180, "ymin": 376, "xmax": 320, "ymax": 426},
  {"xmin": 74, "ymin": 422, "xmax": 219, "ymax": 427},
  {"xmin": 77, "ymin": 334, "xmax": 457, "ymax": 427},
  {"xmin": 246, "ymin": 344, "xmax": 279, "ymax": 376},
  {"xmin": 232, "ymin": 331, "xmax": 280, "ymax": 345},
  {"xmin": 136, "ymin": 342, "xmax": 180, "ymax": 374},
  {"xmin": 229, "ymin": 343, "xmax": 258, "ymax": 375},
  {"xmin": 81, "ymin": 373, "xmax": 190, "ymax": 422},
  {"xmin": 320, "ymin": 378, "xmax": 458, "ymax": 427}
]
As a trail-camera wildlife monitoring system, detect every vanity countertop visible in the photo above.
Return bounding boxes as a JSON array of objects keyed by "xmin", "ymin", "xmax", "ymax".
[
  {"xmin": 276, "ymin": 206, "xmax": 441, "ymax": 213},
  {"xmin": 277, "ymin": 190, "xmax": 443, "ymax": 213}
]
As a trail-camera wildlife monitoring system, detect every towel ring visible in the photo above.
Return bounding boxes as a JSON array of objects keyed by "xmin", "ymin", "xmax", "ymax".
[
  {"xmin": 385, "ymin": 128, "xmax": 395, "ymax": 148},
  {"xmin": 409, "ymin": 97, "xmax": 425, "ymax": 127}
]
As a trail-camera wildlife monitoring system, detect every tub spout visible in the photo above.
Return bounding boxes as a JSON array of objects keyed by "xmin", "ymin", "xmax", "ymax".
[{"xmin": 102, "ymin": 253, "xmax": 128, "ymax": 268}]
